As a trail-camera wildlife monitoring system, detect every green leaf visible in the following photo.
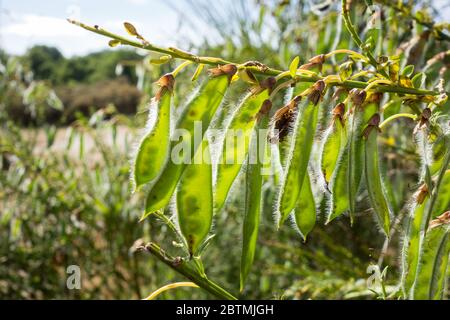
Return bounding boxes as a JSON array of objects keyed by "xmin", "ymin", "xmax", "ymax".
[
  {"xmin": 412, "ymin": 72, "xmax": 425, "ymax": 89},
  {"xmin": 289, "ymin": 56, "xmax": 300, "ymax": 78},
  {"xmin": 108, "ymin": 40, "xmax": 121, "ymax": 47},
  {"xmin": 402, "ymin": 65, "xmax": 415, "ymax": 77}
]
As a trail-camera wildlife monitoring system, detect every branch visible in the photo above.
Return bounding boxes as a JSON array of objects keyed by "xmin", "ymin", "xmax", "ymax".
[
  {"xmin": 67, "ymin": 20, "xmax": 439, "ymax": 96},
  {"xmin": 140, "ymin": 242, "xmax": 237, "ymax": 300}
]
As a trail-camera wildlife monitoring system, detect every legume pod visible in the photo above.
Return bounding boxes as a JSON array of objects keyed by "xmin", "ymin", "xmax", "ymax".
[
  {"xmin": 177, "ymin": 138, "xmax": 213, "ymax": 256},
  {"xmin": 144, "ymin": 66, "xmax": 236, "ymax": 217},
  {"xmin": 240, "ymin": 100, "xmax": 271, "ymax": 291},
  {"xmin": 277, "ymin": 97, "xmax": 320, "ymax": 226},
  {"xmin": 133, "ymin": 75, "xmax": 173, "ymax": 189},
  {"xmin": 294, "ymin": 172, "xmax": 316, "ymax": 241},
  {"xmin": 364, "ymin": 113, "xmax": 392, "ymax": 236},
  {"xmin": 215, "ymin": 90, "xmax": 270, "ymax": 212}
]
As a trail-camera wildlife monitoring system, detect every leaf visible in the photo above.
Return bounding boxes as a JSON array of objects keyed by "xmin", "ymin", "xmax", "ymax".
[
  {"xmin": 402, "ymin": 65, "xmax": 415, "ymax": 77},
  {"xmin": 412, "ymin": 72, "xmax": 426, "ymax": 89},
  {"xmin": 124, "ymin": 22, "xmax": 138, "ymax": 36},
  {"xmin": 339, "ymin": 61, "xmax": 353, "ymax": 82},
  {"xmin": 108, "ymin": 40, "xmax": 121, "ymax": 47},
  {"xmin": 150, "ymin": 55, "xmax": 172, "ymax": 65},
  {"xmin": 191, "ymin": 64, "xmax": 205, "ymax": 82},
  {"xmin": 289, "ymin": 56, "xmax": 300, "ymax": 78}
]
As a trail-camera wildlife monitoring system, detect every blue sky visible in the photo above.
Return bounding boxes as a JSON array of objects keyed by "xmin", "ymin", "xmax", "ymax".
[{"xmin": 0, "ymin": 0, "xmax": 203, "ymax": 56}]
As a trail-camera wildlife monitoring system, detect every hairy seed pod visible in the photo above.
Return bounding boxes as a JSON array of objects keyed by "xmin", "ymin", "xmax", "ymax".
[
  {"xmin": 277, "ymin": 93, "xmax": 321, "ymax": 226},
  {"xmin": 143, "ymin": 71, "xmax": 234, "ymax": 218},
  {"xmin": 177, "ymin": 138, "xmax": 213, "ymax": 256},
  {"xmin": 240, "ymin": 106, "xmax": 271, "ymax": 291},
  {"xmin": 294, "ymin": 173, "xmax": 316, "ymax": 241},
  {"xmin": 133, "ymin": 75, "xmax": 174, "ymax": 189},
  {"xmin": 364, "ymin": 113, "xmax": 392, "ymax": 236},
  {"xmin": 327, "ymin": 146, "xmax": 350, "ymax": 223},
  {"xmin": 413, "ymin": 224, "xmax": 449, "ymax": 299},
  {"xmin": 321, "ymin": 104, "xmax": 347, "ymax": 186},
  {"xmin": 215, "ymin": 92, "xmax": 270, "ymax": 212}
]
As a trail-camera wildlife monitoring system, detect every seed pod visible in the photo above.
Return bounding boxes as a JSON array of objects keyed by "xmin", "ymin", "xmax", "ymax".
[
  {"xmin": 240, "ymin": 103, "xmax": 271, "ymax": 291},
  {"xmin": 433, "ymin": 170, "xmax": 450, "ymax": 215},
  {"xmin": 321, "ymin": 103, "xmax": 347, "ymax": 186},
  {"xmin": 177, "ymin": 138, "xmax": 213, "ymax": 256},
  {"xmin": 327, "ymin": 146, "xmax": 350, "ymax": 223},
  {"xmin": 401, "ymin": 190, "xmax": 429, "ymax": 298},
  {"xmin": 413, "ymin": 224, "xmax": 449, "ymax": 300},
  {"xmin": 364, "ymin": 113, "xmax": 392, "ymax": 236},
  {"xmin": 143, "ymin": 70, "xmax": 235, "ymax": 217},
  {"xmin": 215, "ymin": 94, "xmax": 270, "ymax": 212},
  {"xmin": 294, "ymin": 172, "xmax": 316, "ymax": 241},
  {"xmin": 347, "ymin": 90, "xmax": 375, "ymax": 222},
  {"xmin": 277, "ymin": 81, "xmax": 323, "ymax": 226},
  {"xmin": 133, "ymin": 75, "xmax": 174, "ymax": 189}
]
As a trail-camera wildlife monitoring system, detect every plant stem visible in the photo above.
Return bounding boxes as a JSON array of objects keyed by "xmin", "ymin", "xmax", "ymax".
[
  {"xmin": 68, "ymin": 19, "xmax": 439, "ymax": 98},
  {"xmin": 341, "ymin": 0, "xmax": 390, "ymax": 79},
  {"xmin": 379, "ymin": 113, "xmax": 417, "ymax": 129},
  {"xmin": 141, "ymin": 242, "xmax": 238, "ymax": 300}
]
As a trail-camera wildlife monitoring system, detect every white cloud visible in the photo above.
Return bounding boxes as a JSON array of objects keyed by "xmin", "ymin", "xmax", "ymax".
[{"xmin": 2, "ymin": 14, "xmax": 84, "ymax": 38}]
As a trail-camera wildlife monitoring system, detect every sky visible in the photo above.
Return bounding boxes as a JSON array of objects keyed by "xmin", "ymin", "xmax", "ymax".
[
  {"xmin": 0, "ymin": 0, "xmax": 202, "ymax": 56},
  {"xmin": 1, "ymin": 0, "xmax": 449, "ymax": 57}
]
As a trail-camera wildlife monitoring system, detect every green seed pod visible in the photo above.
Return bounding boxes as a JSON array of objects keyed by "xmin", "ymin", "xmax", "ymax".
[
  {"xmin": 327, "ymin": 146, "xmax": 350, "ymax": 223},
  {"xmin": 401, "ymin": 194, "xmax": 428, "ymax": 299},
  {"xmin": 413, "ymin": 223, "xmax": 450, "ymax": 300},
  {"xmin": 363, "ymin": 113, "xmax": 391, "ymax": 236},
  {"xmin": 321, "ymin": 102, "xmax": 347, "ymax": 186},
  {"xmin": 294, "ymin": 172, "xmax": 316, "ymax": 241},
  {"xmin": 277, "ymin": 81, "xmax": 323, "ymax": 226},
  {"xmin": 133, "ymin": 74, "xmax": 174, "ymax": 189},
  {"xmin": 177, "ymin": 138, "xmax": 213, "ymax": 256},
  {"xmin": 215, "ymin": 91, "xmax": 271, "ymax": 212},
  {"xmin": 143, "ymin": 67, "xmax": 236, "ymax": 218},
  {"xmin": 347, "ymin": 91, "xmax": 379, "ymax": 222},
  {"xmin": 240, "ymin": 101, "xmax": 272, "ymax": 291}
]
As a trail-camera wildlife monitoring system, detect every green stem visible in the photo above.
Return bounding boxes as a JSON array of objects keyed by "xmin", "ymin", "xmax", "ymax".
[
  {"xmin": 341, "ymin": 0, "xmax": 390, "ymax": 79},
  {"xmin": 142, "ymin": 242, "xmax": 238, "ymax": 300},
  {"xmin": 379, "ymin": 113, "xmax": 418, "ymax": 129},
  {"xmin": 68, "ymin": 19, "xmax": 439, "ymax": 96}
]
